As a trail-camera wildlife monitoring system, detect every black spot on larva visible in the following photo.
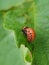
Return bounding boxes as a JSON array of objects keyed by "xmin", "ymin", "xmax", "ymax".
[
  {"xmin": 31, "ymin": 34, "xmax": 32, "ymax": 36},
  {"xmin": 30, "ymin": 35, "xmax": 32, "ymax": 39},
  {"xmin": 30, "ymin": 33, "xmax": 31, "ymax": 34}
]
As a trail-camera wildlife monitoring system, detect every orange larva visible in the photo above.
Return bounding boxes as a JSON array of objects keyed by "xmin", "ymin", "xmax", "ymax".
[{"xmin": 22, "ymin": 27, "xmax": 35, "ymax": 42}]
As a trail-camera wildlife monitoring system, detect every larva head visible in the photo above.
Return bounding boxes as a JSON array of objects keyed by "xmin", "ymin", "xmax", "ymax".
[{"xmin": 22, "ymin": 27, "xmax": 28, "ymax": 35}]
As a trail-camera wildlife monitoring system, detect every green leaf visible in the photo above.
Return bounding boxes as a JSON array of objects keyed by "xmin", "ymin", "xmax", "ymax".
[
  {"xmin": 4, "ymin": 0, "xmax": 49, "ymax": 65},
  {"xmin": 32, "ymin": 0, "xmax": 49, "ymax": 65},
  {"xmin": 0, "ymin": 13, "xmax": 27, "ymax": 65},
  {"xmin": 25, "ymin": 50, "xmax": 32, "ymax": 62},
  {"xmin": 4, "ymin": 1, "xmax": 34, "ymax": 48},
  {"xmin": 0, "ymin": 0, "xmax": 25, "ymax": 10},
  {"xmin": 33, "ymin": 17, "xmax": 49, "ymax": 65}
]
